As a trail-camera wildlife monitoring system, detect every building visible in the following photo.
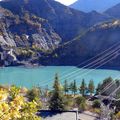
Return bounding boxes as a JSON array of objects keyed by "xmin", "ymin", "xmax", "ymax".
[{"xmin": 39, "ymin": 110, "xmax": 77, "ymax": 120}]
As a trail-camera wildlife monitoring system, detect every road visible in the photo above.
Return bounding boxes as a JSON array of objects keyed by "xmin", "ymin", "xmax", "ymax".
[{"xmin": 79, "ymin": 111, "xmax": 99, "ymax": 120}]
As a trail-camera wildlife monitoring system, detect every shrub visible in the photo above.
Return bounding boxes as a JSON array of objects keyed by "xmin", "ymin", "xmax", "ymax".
[
  {"xmin": 92, "ymin": 100, "xmax": 101, "ymax": 108},
  {"xmin": 116, "ymin": 111, "xmax": 120, "ymax": 119}
]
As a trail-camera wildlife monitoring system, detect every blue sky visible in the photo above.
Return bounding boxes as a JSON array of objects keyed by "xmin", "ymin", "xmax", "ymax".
[{"xmin": 55, "ymin": 0, "xmax": 77, "ymax": 5}]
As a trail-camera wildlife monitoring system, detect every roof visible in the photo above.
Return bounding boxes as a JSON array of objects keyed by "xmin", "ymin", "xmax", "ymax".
[{"xmin": 39, "ymin": 110, "xmax": 77, "ymax": 120}]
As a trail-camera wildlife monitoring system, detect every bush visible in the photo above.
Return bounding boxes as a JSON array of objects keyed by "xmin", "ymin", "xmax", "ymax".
[
  {"xmin": 0, "ymin": 85, "xmax": 41, "ymax": 120},
  {"xmin": 79, "ymin": 102, "xmax": 86, "ymax": 111},
  {"xmin": 75, "ymin": 96, "xmax": 86, "ymax": 106},
  {"xmin": 116, "ymin": 112, "xmax": 120, "ymax": 119},
  {"xmin": 93, "ymin": 108, "xmax": 101, "ymax": 115},
  {"xmin": 27, "ymin": 88, "xmax": 41, "ymax": 102},
  {"xmin": 75, "ymin": 96, "xmax": 86, "ymax": 111},
  {"xmin": 92, "ymin": 100, "xmax": 101, "ymax": 108}
]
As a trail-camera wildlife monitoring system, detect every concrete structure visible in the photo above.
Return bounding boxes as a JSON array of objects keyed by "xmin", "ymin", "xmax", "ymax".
[
  {"xmin": 39, "ymin": 110, "xmax": 98, "ymax": 120},
  {"xmin": 39, "ymin": 110, "xmax": 77, "ymax": 120}
]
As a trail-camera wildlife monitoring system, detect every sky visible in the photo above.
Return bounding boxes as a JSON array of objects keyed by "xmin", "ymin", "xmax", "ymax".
[{"xmin": 55, "ymin": 0, "xmax": 77, "ymax": 5}]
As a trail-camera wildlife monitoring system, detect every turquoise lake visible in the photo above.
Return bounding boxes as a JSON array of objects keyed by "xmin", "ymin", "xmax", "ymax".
[{"xmin": 0, "ymin": 66, "xmax": 120, "ymax": 88}]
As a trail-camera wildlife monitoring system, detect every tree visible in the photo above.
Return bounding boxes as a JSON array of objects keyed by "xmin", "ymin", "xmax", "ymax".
[
  {"xmin": 101, "ymin": 77, "xmax": 113, "ymax": 90},
  {"xmin": 69, "ymin": 82, "xmax": 74, "ymax": 94},
  {"xmin": 63, "ymin": 80, "xmax": 69, "ymax": 95},
  {"xmin": 80, "ymin": 79, "xmax": 87, "ymax": 96},
  {"xmin": 49, "ymin": 73, "xmax": 66, "ymax": 111},
  {"xmin": 88, "ymin": 80, "xmax": 95, "ymax": 96},
  {"xmin": 69, "ymin": 80, "xmax": 77, "ymax": 96},
  {"xmin": 96, "ymin": 77, "xmax": 113, "ymax": 95},
  {"xmin": 73, "ymin": 80, "xmax": 77, "ymax": 96},
  {"xmin": 96, "ymin": 83, "xmax": 102, "ymax": 95}
]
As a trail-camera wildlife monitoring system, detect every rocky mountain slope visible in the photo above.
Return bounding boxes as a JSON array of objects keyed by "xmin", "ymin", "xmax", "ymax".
[
  {"xmin": 0, "ymin": 0, "xmax": 112, "ymax": 42},
  {"xmin": 0, "ymin": 7, "xmax": 61, "ymax": 50},
  {"xmin": 1, "ymin": 0, "xmax": 120, "ymax": 68},
  {"xmin": 47, "ymin": 20, "xmax": 120, "ymax": 69},
  {"xmin": 70, "ymin": 0, "xmax": 120, "ymax": 13},
  {"xmin": 0, "ymin": 0, "xmax": 114, "ymax": 66},
  {"xmin": 104, "ymin": 3, "xmax": 120, "ymax": 18}
]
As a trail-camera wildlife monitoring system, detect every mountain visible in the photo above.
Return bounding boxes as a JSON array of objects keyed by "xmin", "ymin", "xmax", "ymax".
[
  {"xmin": 104, "ymin": 3, "xmax": 120, "ymax": 18},
  {"xmin": 70, "ymin": 0, "xmax": 120, "ymax": 13},
  {"xmin": 0, "ymin": 7, "xmax": 61, "ymax": 50},
  {"xmin": 46, "ymin": 20, "xmax": 120, "ymax": 69},
  {"xmin": 0, "ymin": 0, "xmax": 112, "ymax": 42},
  {"xmin": 0, "ymin": 0, "xmax": 113, "ymax": 66}
]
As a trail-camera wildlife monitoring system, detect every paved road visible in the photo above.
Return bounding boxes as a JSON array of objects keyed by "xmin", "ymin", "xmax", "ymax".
[{"xmin": 79, "ymin": 111, "xmax": 98, "ymax": 120}]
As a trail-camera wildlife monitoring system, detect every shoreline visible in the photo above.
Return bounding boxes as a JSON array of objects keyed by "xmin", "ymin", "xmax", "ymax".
[{"xmin": 0, "ymin": 64, "xmax": 120, "ymax": 71}]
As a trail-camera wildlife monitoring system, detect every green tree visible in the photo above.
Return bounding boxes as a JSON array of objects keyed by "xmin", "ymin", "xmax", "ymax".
[
  {"xmin": 63, "ymin": 80, "xmax": 69, "ymax": 95},
  {"xmin": 73, "ymin": 80, "xmax": 77, "ymax": 96},
  {"xmin": 96, "ymin": 77, "xmax": 113, "ymax": 95},
  {"xmin": 69, "ymin": 82, "xmax": 74, "ymax": 94},
  {"xmin": 101, "ymin": 77, "xmax": 113, "ymax": 90},
  {"xmin": 49, "ymin": 73, "xmax": 66, "ymax": 111},
  {"xmin": 69, "ymin": 81, "xmax": 77, "ymax": 96},
  {"xmin": 88, "ymin": 80, "xmax": 95, "ymax": 96},
  {"xmin": 96, "ymin": 83, "xmax": 102, "ymax": 95},
  {"xmin": 80, "ymin": 79, "xmax": 87, "ymax": 96}
]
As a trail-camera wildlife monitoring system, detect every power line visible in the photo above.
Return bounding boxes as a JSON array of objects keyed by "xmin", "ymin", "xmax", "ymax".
[
  {"xmin": 39, "ymin": 43, "xmax": 120, "ymax": 86},
  {"xmin": 60, "ymin": 51, "xmax": 118, "ymax": 80},
  {"xmin": 60, "ymin": 48, "xmax": 120, "ymax": 81},
  {"xmin": 60, "ymin": 41, "xmax": 120, "ymax": 79},
  {"xmin": 99, "ymin": 73, "xmax": 120, "ymax": 95},
  {"xmin": 41, "ymin": 50, "xmax": 120, "ymax": 86}
]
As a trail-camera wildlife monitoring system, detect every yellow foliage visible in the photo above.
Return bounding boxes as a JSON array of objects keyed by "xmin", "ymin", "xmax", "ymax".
[
  {"xmin": 0, "ymin": 86, "xmax": 41, "ymax": 120},
  {"xmin": 116, "ymin": 111, "xmax": 120, "ymax": 119}
]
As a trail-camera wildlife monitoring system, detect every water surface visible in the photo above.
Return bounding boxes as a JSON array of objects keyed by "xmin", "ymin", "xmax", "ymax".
[{"xmin": 0, "ymin": 66, "xmax": 120, "ymax": 88}]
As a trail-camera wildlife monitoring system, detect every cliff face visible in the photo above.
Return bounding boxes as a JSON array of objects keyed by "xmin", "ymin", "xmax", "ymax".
[
  {"xmin": 0, "ymin": 7, "xmax": 61, "ymax": 50},
  {"xmin": 0, "ymin": 3, "xmax": 61, "ymax": 66}
]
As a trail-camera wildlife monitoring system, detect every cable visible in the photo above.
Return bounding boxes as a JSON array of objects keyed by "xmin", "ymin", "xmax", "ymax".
[
  {"xmin": 40, "ymin": 43, "xmax": 120, "ymax": 85},
  {"xmin": 61, "ymin": 49, "xmax": 120, "ymax": 81},
  {"xmin": 42, "ymin": 51, "xmax": 120, "ymax": 86},
  {"xmin": 99, "ymin": 73, "xmax": 120, "ymax": 95},
  {"xmin": 62, "ymin": 46, "xmax": 120, "ymax": 78},
  {"xmin": 59, "ymin": 41, "xmax": 120, "ymax": 79}
]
